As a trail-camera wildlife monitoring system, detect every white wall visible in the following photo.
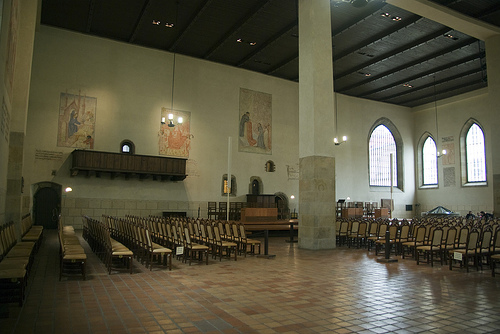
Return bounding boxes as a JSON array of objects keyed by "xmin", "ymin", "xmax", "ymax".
[
  {"xmin": 25, "ymin": 26, "xmax": 301, "ymax": 226},
  {"xmin": 334, "ymin": 94, "xmax": 416, "ymax": 218},
  {"xmin": 29, "ymin": 25, "xmax": 492, "ymax": 225},
  {"xmin": 413, "ymin": 89, "xmax": 494, "ymax": 215}
]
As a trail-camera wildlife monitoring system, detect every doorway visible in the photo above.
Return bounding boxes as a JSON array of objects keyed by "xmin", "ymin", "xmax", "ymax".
[
  {"xmin": 274, "ymin": 192, "xmax": 290, "ymax": 220},
  {"xmin": 33, "ymin": 182, "xmax": 61, "ymax": 229}
]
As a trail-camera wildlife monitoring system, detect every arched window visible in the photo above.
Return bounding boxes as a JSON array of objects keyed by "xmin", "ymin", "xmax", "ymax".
[
  {"xmin": 368, "ymin": 118, "xmax": 403, "ymax": 189},
  {"xmin": 465, "ymin": 123, "xmax": 486, "ymax": 183},
  {"xmin": 120, "ymin": 140, "xmax": 135, "ymax": 154},
  {"xmin": 422, "ymin": 136, "xmax": 438, "ymax": 185}
]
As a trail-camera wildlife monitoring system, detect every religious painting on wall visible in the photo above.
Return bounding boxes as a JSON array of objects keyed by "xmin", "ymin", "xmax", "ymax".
[
  {"xmin": 158, "ymin": 108, "xmax": 192, "ymax": 158},
  {"xmin": 57, "ymin": 92, "xmax": 96, "ymax": 149},
  {"xmin": 238, "ymin": 88, "xmax": 272, "ymax": 154}
]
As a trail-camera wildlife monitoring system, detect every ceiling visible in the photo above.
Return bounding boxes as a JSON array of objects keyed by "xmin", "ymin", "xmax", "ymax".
[{"xmin": 39, "ymin": 0, "xmax": 500, "ymax": 108}]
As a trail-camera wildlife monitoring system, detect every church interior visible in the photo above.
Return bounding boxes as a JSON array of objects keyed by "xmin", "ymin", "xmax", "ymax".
[{"xmin": 1, "ymin": 0, "xmax": 500, "ymax": 332}]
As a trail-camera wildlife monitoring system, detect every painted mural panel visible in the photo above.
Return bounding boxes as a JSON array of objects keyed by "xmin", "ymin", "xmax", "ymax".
[
  {"xmin": 158, "ymin": 108, "xmax": 191, "ymax": 158},
  {"xmin": 238, "ymin": 88, "xmax": 272, "ymax": 154},
  {"xmin": 57, "ymin": 92, "xmax": 96, "ymax": 149}
]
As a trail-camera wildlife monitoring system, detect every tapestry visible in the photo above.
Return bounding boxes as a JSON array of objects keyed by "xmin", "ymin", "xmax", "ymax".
[
  {"xmin": 158, "ymin": 108, "xmax": 192, "ymax": 158},
  {"xmin": 238, "ymin": 88, "xmax": 272, "ymax": 154},
  {"xmin": 57, "ymin": 92, "xmax": 96, "ymax": 149}
]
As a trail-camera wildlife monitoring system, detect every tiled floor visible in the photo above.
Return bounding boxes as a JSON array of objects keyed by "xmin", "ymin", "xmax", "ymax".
[{"xmin": 1, "ymin": 230, "xmax": 500, "ymax": 334}]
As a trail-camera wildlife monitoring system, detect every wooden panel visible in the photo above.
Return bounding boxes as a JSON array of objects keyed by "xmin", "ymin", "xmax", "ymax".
[
  {"xmin": 375, "ymin": 208, "xmax": 389, "ymax": 218},
  {"xmin": 71, "ymin": 150, "xmax": 187, "ymax": 180},
  {"xmin": 342, "ymin": 208, "xmax": 363, "ymax": 218},
  {"xmin": 240, "ymin": 208, "xmax": 278, "ymax": 222}
]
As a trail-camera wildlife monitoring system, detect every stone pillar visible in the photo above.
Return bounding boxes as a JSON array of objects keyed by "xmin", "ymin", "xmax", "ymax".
[
  {"xmin": 5, "ymin": 0, "xmax": 38, "ymax": 229},
  {"xmin": 485, "ymin": 34, "xmax": 500, "ymax": 216},
  {"xmin": 298, "ymin": 0, "xmax": 336, "ymax": 249}
]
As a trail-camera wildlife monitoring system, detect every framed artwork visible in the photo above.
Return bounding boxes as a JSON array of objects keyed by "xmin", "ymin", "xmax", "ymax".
[
  {"xmin": 158, "ymin": 107, "xmax": 192, "ymax": 158},
  {"xmin": 57, "ymin": 92, "xmax": 96, "ymax": 149},
  {"xmin": 238, "ymin": 88, "xmax": 272, "ymax": 154}
]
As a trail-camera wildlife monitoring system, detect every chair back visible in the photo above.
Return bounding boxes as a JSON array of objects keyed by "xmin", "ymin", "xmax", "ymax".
[
  {"xmin": 368, "ymin": 221, "xmax": 378, "ymax": 236},
  {"xmin": 184, "ymin": 227, "xmax": 192, "ymax": 245},
  {"xmin": 444, "ymin": 226, "xmax": 457, "ymax": 247},
  {"xmin": 414, "ymin": 225, "xmax": 427, "ymax": 243},
  {"xmin": 399, "ymin": 224, "xmax": 410, "ymax": 240},
  {"xmin": 466, "ymin": 230, "xmax": 480, "ymax": 251},
  {"xmin": 430, "ymin": 228, "xmax": 443, "ymax": 247},
  {"xmin": 388, "ymin": 225, "xmax": 398, "ymax": 239},
  {"xmin": 378, "ymin": 223, "xmax": 388, "ymax": 237},
  {"xmin": 339, "ymin": 221, "xmax": 348, "ymax": 235},
  {"xmin": 350, "ymin": 221, "xmax": 359, "ymax": 234},
  {"xmin": 357, "ymin": 222, "xmax": 367, "ymax": 237},
  {"xmin": 457, "ymin": 227, "xmax": 469, "ymax": 248},
  {"xmin": 479, "ymin": 228, "xmax": 493, "ymax": 252},
  {"xmin": 493, "ymin": 228, "xmax": 500, "ymax": 252}
]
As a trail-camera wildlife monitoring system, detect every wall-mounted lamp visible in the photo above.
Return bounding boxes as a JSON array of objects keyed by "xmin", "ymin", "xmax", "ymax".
[
  {"xmin": 437, "ymin": 149, "xmax": 447, "ymax": 158},
  {"xmin": 334, "ymin": 136, "xmax": 348, "ymax": 146},
  {"xmin": 65, "ymin": 187, "xmax": 73, "ymax": 193},
  {"xmin": 333, "ymin": 87, "xmax": 348, "ymax": 146}
]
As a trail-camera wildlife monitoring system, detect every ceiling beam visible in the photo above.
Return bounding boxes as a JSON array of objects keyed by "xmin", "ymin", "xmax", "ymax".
[
  {"xmin": 85, "ymin": 0, "xmax": 97, "ymax": 33},
  {"xmin": 128, "ymin": 0, "xmax": 153, "ymax": 43},
  {"xmin": 391, "ymin": 76, "xmax": 485, "ymax": 106},
  {"xmin": 358, "ymin": 52, "xmax": 482, "ymax": 98},
  {"xmin": 203, "ymin": 0, "xmax": 271, "ymax": 60},
  {"xmin": 334, "ymin": 14, "xmax": 422, "ymax": 61},
  {"xmin": 378, "ymin": 67, "xmax": 484, "ymax": 102},
  {"xmin": 168, "ymin": 0, "xmax": 213, "ymax": 52},
  {"xmin": 264, "ymin": 1, "xmax": 385, "ymax": 79},
  {"xmin": 386, "ymin": 0, "xmax": 500, "ymax": 40},
  {"xmin": 336, "ymin": 26, "xmax": 454, "ymax": 80},
  {"xmin": 339, "ymin": 37, "xmax": 477, "ymax": 93},
  {"xmin": 236, "ymin": 20, "xmax": 297, "ymax": 68}
]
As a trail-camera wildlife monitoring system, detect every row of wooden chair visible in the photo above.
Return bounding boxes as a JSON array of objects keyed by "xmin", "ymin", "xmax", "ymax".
[
  {"xmin": 126, "ymin": 216, "xmax": 239, "ymax": 262},
  {"xmin": 0, "ymin": 219, "xmax": 41, "ymax": 306},
  {"xmin": 58, "ymin": 222, "xmax": 87, "ymax": 280},
  {"xmin": 338, "ymin": 216, "xmax": 500, "ymax": 276},
  {"xmin": 127, "ymin": 215, "xmax": 262, "ymax": 262},
  {"xmin": 83, "ymin": 216, "xmax": 136, "ymax": 274},
  {"xmin": 104, "ymin": 216, "xmax": 173, "ymax": 270}
]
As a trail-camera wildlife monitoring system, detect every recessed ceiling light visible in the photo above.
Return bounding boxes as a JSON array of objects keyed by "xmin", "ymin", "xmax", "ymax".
[
  {"xmin": 236, "ymin": 38, "xmax": 257, "ymax": 46},
  {"xmin": 381, "ymin": 13, "xmax": 390, "ymax": 18},
  {"xmin": 152, "ymin": 20, "xmax": 161, "ymax": 25},
  {"xmin": 392, "ymin": 16, "xmax": 402, "ymax": 21},
  {"xmin": 403, "ymin": 83, "xmax": 413, "ymax": 88},
  {"xmin": 165, "ymin": 22, "xmax": 174, "ymax": 28},
  {"xmin": 443, "ymin": 33, "xmax": 458, "ymax": 40}
]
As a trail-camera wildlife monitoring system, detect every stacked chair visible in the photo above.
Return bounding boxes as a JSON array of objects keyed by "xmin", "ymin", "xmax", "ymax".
[
  {"xmin": 0, "ymin": 220, "xmax": 39, "ymax": 306},
  {"xmin": 58, "ymin": 220, "xmax": 87, "ymax": 280}
]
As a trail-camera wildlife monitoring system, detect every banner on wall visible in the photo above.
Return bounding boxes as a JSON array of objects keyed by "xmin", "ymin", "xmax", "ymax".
[
  {"xmin": 238, "ymin": 88, "xmax": 272, "ymax": 155},
  {"xmin": 158, "ymin": 107, "xmax": 192, "ymax": 158},
  {"xmin": 57, "ymin": 92, "xmax": 97, "ymax": 149}
]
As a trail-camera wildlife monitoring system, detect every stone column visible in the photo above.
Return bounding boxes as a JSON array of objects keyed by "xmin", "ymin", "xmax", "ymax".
[
  {"xmin": 5, "ymin": 0, "xmax": 38, "ymax": 230},
  {"xmin": 485, "ymin": 34, "xmax": 500, "ymax": 216},
  {"xmin": 298, "ymin": 0, "xmax": 336, "ymax": 249}
]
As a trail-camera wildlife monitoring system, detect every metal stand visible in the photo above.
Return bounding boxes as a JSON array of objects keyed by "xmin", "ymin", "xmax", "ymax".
[
  {"xmin": 376, "ymin": 229, "xmax": 398, "ymax": 263},
  {"xmin": 257, "ymin": 230, "xmax": 276, "ymax": 259},
  {"xmin": 285, "ymin": 220, "xmax": 298, "ymax": 243}
]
